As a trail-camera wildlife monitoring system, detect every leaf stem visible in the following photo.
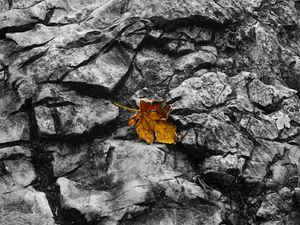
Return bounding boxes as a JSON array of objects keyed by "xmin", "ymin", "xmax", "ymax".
[{"xmin": 112, "ymin": 102, "xmax": 139, "ymax": 112}]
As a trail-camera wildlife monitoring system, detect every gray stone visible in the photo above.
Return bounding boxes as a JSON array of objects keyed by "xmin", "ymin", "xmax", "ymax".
[
  {"xmin": 228, "ymin": 71, "xmax": 257, "ymax": 112},
  {"xmin": 282, "ymin": 96, "xmax": 300, "ymax": 124},
  {"xmin": 57, "ymin": 140, "xmax": 224, "ymax": 224},
  {"xmin": 202, "ymin": 155, "xmax": 245, "ymax": 173},
  {"xmin": 0, "ymin": 187, "xmax": 55, "ymax": 225},
  {"xmin": 168, "ymin": 72, "xmax": 232, "ymax": 111},
  {"xmin": 6, "ymin": 24, "xmax": 61, "ymax": 47},
  {"xmin": 178, "ymin": 113, "xmax": 253, "ymax": 157},
  {"xmin": 242, "ymin": 140, "xmax": 288, "ymax": 181},
  {"xmin": 0, "ymin": 86, "xmax": 29, "ymax": 144},
  {"xmin": 174, "ymin": 47, "xmax": 217, "ymax": 73},
  {"xmin": 33, "ymin": 84, "xmax": 119, "ymax": 136},
  {"xmin": 0, "ymin": 159, "xmax": 36, "ymax": 195},
  {"xmin": 65, "ymin": 46, "xmax": 132, "ymax": 92},
  {"xmin": 127, "ymin": 0, "xmax": 243, "ymax": 24},
  {"xmin": 0, "ymin": 146, "xmax": 31, "ymax": 159},
  {"xmin": 135, "ymin": 49, "xmax": 173, "ymax": 87},
  {"xmin": 257, "ymin": 192, "xmax": 291, "ymax": 220},
  {"xmin": 241, "ymin": 115, "xmax": 278, "ymax": 140},
  {"xmin": 248, "ymin": 79, "xmax": 296, "ymax": 107}
]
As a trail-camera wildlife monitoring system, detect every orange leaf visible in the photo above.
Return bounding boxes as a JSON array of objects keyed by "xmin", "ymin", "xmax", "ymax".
[{"xmin": 115, "ymin": 99, "xmax": 177, "ymax": 144}]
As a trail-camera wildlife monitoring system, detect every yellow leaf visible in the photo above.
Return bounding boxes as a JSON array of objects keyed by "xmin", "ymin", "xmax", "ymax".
[
  {"xmin": 114, "ymin": 99, "xmax": 177, "ymax": 144},
  {"xmin": 154, "ymin": 121, "xmax": 177, "ymax": 144}
]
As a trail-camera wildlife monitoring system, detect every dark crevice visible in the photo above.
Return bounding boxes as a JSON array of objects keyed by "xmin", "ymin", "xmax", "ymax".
[
  {"xmin": 33, "ymin": 100, "xmax": 76, "ymax": 108},
  {"xmin": 111, "ymin": 28, "xmax": 150, "ymax": 97},
  {"xmin": 13, "ymin": 0, "xmax": 46, "ymax": 10},
  {"xmin": 0, "ymin": 140, "xmax": 30, "ymax": 149},
  {"xmin": 44, "ymin": 8, "xmax": 56, "ymax": 25},
  {"xmin": 150, "ymin": 15, "xmax": 227, "ymax": 31},
  {"xmin": 10, "ymin": 38, "xmax": 54, "ymax": 55},
  {"xmin": 50, "ymin": 107, "xmax": 61, "ymax": 134},
  {"xmin": 18, "ymin": 49, "xmax": 48, "ymax": 69},
  {"xmin": 61, "ymin": 82, "xmax": 111, "ymax": 99},
  {"xmin": 7, "ymin": 0, "xmax": 13, "ymax": 9},
  {"xmin": 0, "ymin": 22, "xmax": 38, "ymax": 39}
]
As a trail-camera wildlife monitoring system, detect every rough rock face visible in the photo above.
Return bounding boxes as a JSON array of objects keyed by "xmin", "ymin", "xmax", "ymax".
[{"xmin": 1, "ymin": 0, "xmax": 300, "ymax": 225}]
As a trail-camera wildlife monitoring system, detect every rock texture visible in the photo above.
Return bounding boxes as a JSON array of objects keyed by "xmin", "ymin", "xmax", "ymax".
[{"xmin": 1, "ymin": 0, "xmax": 300, "ymax": 225}]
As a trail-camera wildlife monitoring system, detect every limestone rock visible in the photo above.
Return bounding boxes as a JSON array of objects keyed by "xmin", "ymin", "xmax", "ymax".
[
  {"xmin": 0, "ymin": 146, "xmax": 31, "ymax": 159},
  {"xmin": 127, "ymin": 0, "xmax": 242, "ymax": 24},
  {"xmin": 179, "ymin": 113, "xmax": 253, "ymax": 157},
  {"xmin": 1, "ymin": 0, "xmax": 300, "ymax": 224},
  {"xmin": 248, "ymin": 79, "xmax": 296, "ymax": 107},
  {"xmin": 257, "ymin": 191, "xmax": 292, "ymax": 220},
  {"xmin": 202, "ymin": 154, "xmax": 245, "ymax": 184},
  {"xmin": 0, "ymin": 187, "xmax": 55, "ymax": 225},
  {"xmin": 33, "ymin": 84, "xmax": 119, "ymax": 136},
  {"xmin": 174, "ymin": 47, "xmax": 218, "ymax": 73},
  {"xmin": 0, "ymin": 159, "xmax": 36, "ymax": 194},
  {"xmin": 56, "ymin": 140, "xmax": 224, "ymax": 224},
  {"xmin": 243, "ymin": 140, "xmax": 287, "ymax": 181},
  {"xmin": 65, "ymin": 46, "xmax": 132, "ymax": 92},
  {"xmin": 282, "ymin": 96, "xmax": 300, "ymax": 124},
  {"xmin": 242, "ymin": 115, "xmax": 278, "ymax": 140},
  {"xmin": 0, "ymin": 85, "xmax": 29, "ymax": 144},
  {"xmin": 6, "ymin": 24, "xmax": 61, "ymax": 47},
  {"xmin": 168, "ymin": 72, "xmax": 232, "ymax": 111}
]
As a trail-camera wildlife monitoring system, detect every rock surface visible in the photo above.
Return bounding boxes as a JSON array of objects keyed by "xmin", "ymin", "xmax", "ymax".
[{"xmin": 1, "ymin": 0, "xmax": 300, "ymax": 225}]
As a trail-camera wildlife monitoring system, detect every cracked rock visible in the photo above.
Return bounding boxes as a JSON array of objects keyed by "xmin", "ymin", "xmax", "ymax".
[
  {"xmin": 0, "ymin": 86, "xmax": 29, "ymax": 144},
  {"xmin": 56, "ymin": 140, "xmax": 224, "ymax": 224},
  {"xmin": 65, "ymin": 46, "xmax": 132, "ymax": 92},
  {"xmin": 257, "ymin": 190, "xmax": 292, "ymax": 220},
  {"xmin": 179, "ymin": 113, "xmax": 253, "ymax": 157},
  {"xmin": 0, "ymin": 159, "xmax": 36, "ymax": 194},
  {"xmin": 33, "ymin": 84, "xmax": 119, "ymax": 136},
  {"xmin": 174, "ymin": 47, "xmax": 218, "ymax": 73},
  {"xmin": 0, "ymin": 187, "xmax": 55, "ymax": 225},
  {"xmin": 168, "ymin": 72, "xmax": 232, "ymax": 111},
  {"xmin": 0, "ymin": 146, "xmax": 31, "ymax": 159},
  {"xmin": 248, "ymin": 79, "xmax": 296, "ymax": 107}
]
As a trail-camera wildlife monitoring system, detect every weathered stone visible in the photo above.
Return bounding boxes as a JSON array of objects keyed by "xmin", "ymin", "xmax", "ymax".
[
  {"xmin": 242, "ymin": 140, "xmax": 288, "ymax": 181},
  {"xmin": 168, "ymin": 72, "xmax": 232, "ymax": 111},
  {"xmin": 202, "ymin": 155, "xmax": 245, "ymax": 184},
  {"xmin": 35, "ymin": 99, "xmax": 118, "ymax": 136},
  {"xmin": 0, "ymin": 187, "xmax": 55, "ymax": 225},
  {"xmin": 33, "ymin": 84, "xmax": 119, "ymax": 136},
  {"xmin": 0, "ymin": 85, "xmax": 30, "ymax": 144},
  {"xmin": 0, "ymin": 0, "xmax": 9, "ymax": 13},
  {"xmin": 6, "ymin": 24, "xmax": 61, "ymax": 47},
  {"xmin": 2, "ymin": 0, "xmax": 300, "ymax": 223},
  {"xmin": 44, "ymin": 139, "xmax": 109, "ymax": 181},
  {"xmin": 178, "ymin": 113, "xmax": 253, "ymax": 157},
  {"xmin": 127, "ymin": 0, "xmax": 242, "ymax": 24},
  {"xmin": 65, "ymin": 46, "xmax": 132, "ymax": 92},
  {"xmin": 0, "ymin": 146, "xmax": 31, "ymax": 159},
  {"xmin": 248, "ymin": 79, "xmax": 296, "ymax": 107},
  {"xmin": 34, "ymin": 106, "xmax": 56, "ymax": 136},
  {"xmin": 228, "ymin": 72, "xmax": 257, "ymax": 112},
  {"xmin": 257, "ymin": 191, "xmax": 292, "ymax": 220},
  {"xmin": 0, "ymin": 159, "xmax": 36, "ymax": 194},
  {"xmin": 241, "ymin": 115, "xmax": 278, "ymax": 140},
  {"xmin": 9, "ymin": 43, "xmax": 100, "ymax": 85},
  {"xmin": 0, "ymin": 114, "xmax": 30, "ymax": 143},
  {"xmin": 174, "ymin": 47, "xmax": 217, "ymax": 73},
  {"xmin": 202, "ymin": 155, "xmax": 245, "ymax": 173},
  {"xmin": 135, "ymin": 49, "xmax": 173, "ymax": 87},
  {"xmin": 56, "ymin": 140, "xmax": 224, "ymax": 224},
  {"xmin": 282, "ymin": 96, "xmax": 300, "ymax": 124}
]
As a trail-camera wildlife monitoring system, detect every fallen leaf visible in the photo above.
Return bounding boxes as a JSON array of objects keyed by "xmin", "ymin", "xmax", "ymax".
[{"xmin": 115, "ymin": 100, "xmax": 177, "ymax": 144}]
